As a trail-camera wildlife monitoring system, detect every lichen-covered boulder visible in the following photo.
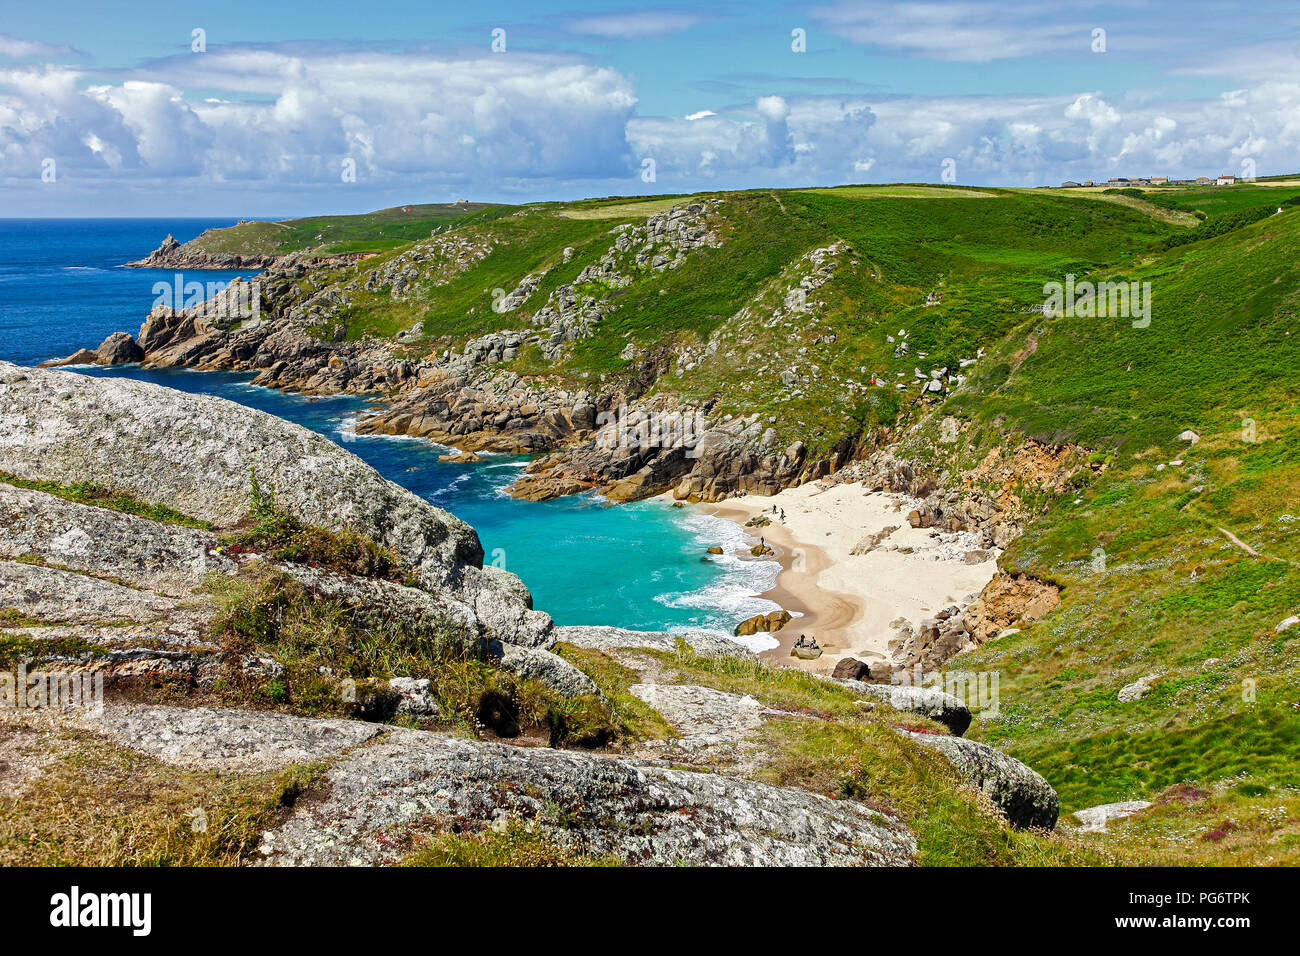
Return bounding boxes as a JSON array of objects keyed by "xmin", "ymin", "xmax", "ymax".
[
  {"xmin": 834, "ymin": 678, "xmax": 972, "ymax": 736},
  {"xmin": 906, "ymin": 731, "xmax": 1059, "ymax": 829},
  {"xmin": 0, "ymin": 362, "xmax": 550, "ymax": 647},
  {"xmin": 254, "ymin": 723, "xmax": 916, "ymax": 866}
]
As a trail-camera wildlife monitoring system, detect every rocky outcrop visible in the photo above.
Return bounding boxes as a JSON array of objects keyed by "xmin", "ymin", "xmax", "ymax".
[
  {"xmin": 834, "ymin": 679, "xmax": 972, "ymax": 736},
  {"xmin": 41, "ymin": 331, "xmax": 144, "ymax": 368},
  {"xmin": 906, "ymin": 732, "xmax": 1059, "ymax": 829},
  {"xmin": 0, "ymin": 361, "xmax": 550, "ymax": 649},
  {"xmin": 0, "ymin": 559, "xmax": 183, "ymax": 627},
  {"xmin": 125, "ymin": 232, "xmax": 373, "ymax": 271},
  {"xmin": 490, "ymin": 643, "xmax": 600, "ymax": 698},
  {"xmin": 553, "ymin": 625, "xmax": 754, "ymax": 658},
  {"xmin": 357, "ymin": 366, "xmax": 602, "ymax": 454},
  {"xmin": 508, "ymin": 403, "xmax": 836, "ymax": 503},
  {"xmin": 629, "ymin": 682, "xmax": 808, "ymax": 769},
  {"xmin": 255, "ymin": 722, "xmax": 916, "ymax": 866},
  {"xmin": 86, "ymin": 705, "xmax": 385, "ymax": 773},
  {"xmin": 963, "ymin": 572, "xmax": 1061, "ymax": 644}
]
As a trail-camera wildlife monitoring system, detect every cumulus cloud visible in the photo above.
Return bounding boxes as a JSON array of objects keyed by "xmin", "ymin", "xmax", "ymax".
[
  {"xmin": 629, "ymin": 96, "xmax": 875, "ymax": 181},
  {"xmin": 2, "ymin": 18, "xmax": 1299, "ymax": 210},
  {"xmin": 0, "ymin": 48, "xmax": 638, "ymax": 189}
]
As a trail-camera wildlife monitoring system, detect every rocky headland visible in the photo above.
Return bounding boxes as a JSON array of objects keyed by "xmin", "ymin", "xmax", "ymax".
[{"xmin": 126, "ymin": 233, "xmax": 375, "ymax": 271}]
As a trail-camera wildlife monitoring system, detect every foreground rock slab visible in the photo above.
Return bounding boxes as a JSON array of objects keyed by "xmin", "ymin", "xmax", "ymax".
[
  {"xmin": 554, "ymin": 625, "xmax": 754, "ymax": 658},
  {"xmin": 0, "ymin": 361, "xmax": 552, "ymax": 648},
  {"xmin": 86, "ymin": 705, "xmax": 386, "ymax": 774},
  {"xmin": 258, "ymin": 726, "xmax": 916, "ymax": 866}
]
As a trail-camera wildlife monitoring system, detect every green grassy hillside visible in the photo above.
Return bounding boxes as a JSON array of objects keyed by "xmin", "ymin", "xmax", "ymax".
[
  {"xmin": 183, "ymin": 202, "xmax": 507, "ymax": 259},
  {"xmin": 286, "ymin": 185, "xmax": 1180, "ymax": 454},
  {"xmin": 910, "ymin": 206, "xmax": 1300, "ymax": 863}
]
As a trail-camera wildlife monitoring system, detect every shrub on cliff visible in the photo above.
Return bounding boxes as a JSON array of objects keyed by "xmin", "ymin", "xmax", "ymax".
[{"xmin": 223, "ymin": 468, "xmax": 413, "ymax": 583}]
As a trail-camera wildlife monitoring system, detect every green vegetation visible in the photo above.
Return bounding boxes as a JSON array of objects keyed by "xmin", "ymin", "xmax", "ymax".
[
  {"xmin": 221, "ymin": 468, "xmax": 411, "ymax": 582},
  {"xmin": 181, "ymin": 202, "xmax": 505, "ymax": 259},
  {"xmin": 0, "ymin": 632, "xmax": 106, "ymax": 663},
  {"xmin": 400, "ymin": 820, "xmax": 622, "ymax": 867},
  {"xmin": 757, "ymin": 719, "xmax": 1107, "ymax": 865},
  {"xmin": 625, "ymin": 644, "xmax": 1107, "ymax": 865},
  {"xmin": 552, "ymin": 642, "xmax": 675, "ymax": 739},
  {"xmin": 0, "ymin": 731, "xmax": 322, "ymax": 866},
  {"xmin": 892, "ymin": 199, "xmax": 1300, "ymax": 861},
  {"xmin": 207, "ymin": 566, "xmax": 625, "ymax": 747},
  {"xmin": 0, "ymin": 470, "xmax": 212, "ymax": 529}
]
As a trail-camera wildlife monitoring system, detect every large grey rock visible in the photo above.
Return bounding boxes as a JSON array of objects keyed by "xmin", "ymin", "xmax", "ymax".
[
  {"xmin": 0, "ymin": 484, "xmax": 233, "ymax": 598},
  {"xmin": 906, "ymin": 731, "xmax": 1059, "ymax": 829},
  {"xmin": 0, "ymin": 362, "xmax": 550, "ymax": 647},
  {"xmin": 833, "ymin": 678, "xmax": 972, "ymax": 736},
  {"xmin": 494, "ymin": 644, "xmax": 600, "ymax": 698},
  {"xmin": 553, "ymin": 625, "xmax": 753, "ymax": 658},
  {"xmin": 0, "ymin": 560, "xmax": 181, "ymax": 626},
  {"xmin": 629, "ymin": 682, "xmax": 804, "ymax": 767},
  {"xmin": 257, "ymin": 726, "xmax": 915, "ymax": 866},
  {"xmin": 95, "ymin": 331, "xmax": 144, "ymax": 365},
  {"xmin": 387, "ymin": 678, "xmax": 441, "ymax": 717},
  {"xmin": 85, "ymin": 705, "xmax": 385, "ymax": 773}
]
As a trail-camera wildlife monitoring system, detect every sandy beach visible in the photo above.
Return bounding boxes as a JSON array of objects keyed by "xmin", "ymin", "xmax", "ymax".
[{"xmin": 692, "ymin": 481, "xmax": 1001, "ymax": 673}]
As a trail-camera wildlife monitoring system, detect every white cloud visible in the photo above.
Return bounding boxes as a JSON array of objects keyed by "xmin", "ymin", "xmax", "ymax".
[
  {"xmin": 0, "ymin": 33, "xmax": 76, "ymax": 60},
  {"xmin": 809, "ymin": 1, "xmax": 1097, "ymax": 62},
  {"xmin": 3, "ymin": 19, "xmax": 1300, "ymax": 209},
  {"xmin": 567, "ymin": 11, "xmax": 702, "ymax": 39},
  {"xmin": 0, "ymin": 49, "xmax": 639, "ymax": 188}
]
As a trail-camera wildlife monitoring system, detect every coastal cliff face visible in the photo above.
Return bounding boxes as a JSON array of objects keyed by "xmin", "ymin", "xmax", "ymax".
[{"xmin": 59, "ymin": 199, "xmax": 853, "ymax": 503}]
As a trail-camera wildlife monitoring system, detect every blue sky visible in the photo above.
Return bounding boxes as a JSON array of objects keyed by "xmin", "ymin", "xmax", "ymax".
[{"xmin": 1, "ymin": 1, "xmax": 1298, "ymax": 216}]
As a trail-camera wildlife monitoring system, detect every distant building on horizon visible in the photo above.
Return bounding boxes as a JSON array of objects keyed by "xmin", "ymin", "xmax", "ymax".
[
  {"xmin": 1060, "ymin": 180, "xmax": 1082, "ymax": 188},
  {"xmin": 1216, "ymin": 174, "xmax": 1237, "ymax": 186}
]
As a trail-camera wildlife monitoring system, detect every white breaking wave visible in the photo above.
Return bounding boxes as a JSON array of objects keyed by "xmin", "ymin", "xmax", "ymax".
[
  {"xmin": 332, "ymin": 412, "xmax": 452, "ymax": 450},
  {"xmin": 654, "ymin": 506, "xmax": 793, "ymax": 653}
]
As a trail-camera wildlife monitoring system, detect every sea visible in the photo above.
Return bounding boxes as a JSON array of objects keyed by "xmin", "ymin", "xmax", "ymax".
[{"xmin": 0, "ymin": 218, "xmax": 780, "ymax": 648}]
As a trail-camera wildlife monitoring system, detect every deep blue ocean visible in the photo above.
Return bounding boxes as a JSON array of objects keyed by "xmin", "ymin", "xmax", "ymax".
[{"xmin": 0, "ymin": 219, "xmax": 778, "ymax": 641}]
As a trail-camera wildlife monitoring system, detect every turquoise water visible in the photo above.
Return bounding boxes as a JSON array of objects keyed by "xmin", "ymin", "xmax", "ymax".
[{"xmin": 0, "ymin": 219, "xmax": 779, "ymax": 641}]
